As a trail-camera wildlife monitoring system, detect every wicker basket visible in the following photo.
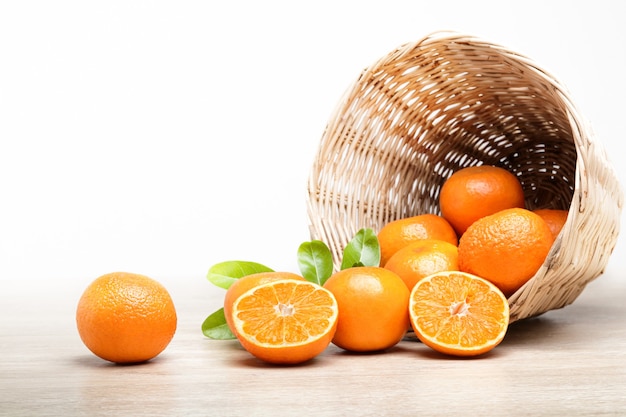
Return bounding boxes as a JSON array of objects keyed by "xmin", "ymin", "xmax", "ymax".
[{"xmin": 306, "ymin": 31, "xmax": 624, "ymax": 322}]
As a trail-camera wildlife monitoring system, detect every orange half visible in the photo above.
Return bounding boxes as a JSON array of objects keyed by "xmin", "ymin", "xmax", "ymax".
[
  {"xmin": 409, "ymin": 271, "xmax": 509, "ymax": 357},
  {"xmin": 232, "ymin": 279, "xmax": 339, "ymax": 364}
]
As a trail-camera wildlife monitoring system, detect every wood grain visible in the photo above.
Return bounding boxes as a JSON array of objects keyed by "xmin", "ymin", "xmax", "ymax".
[{"xmin": 1, "ymin": 273, "xmax": 625, "ymax": 416}]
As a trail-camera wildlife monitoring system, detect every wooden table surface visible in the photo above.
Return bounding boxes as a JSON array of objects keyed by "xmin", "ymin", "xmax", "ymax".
[{"xmin": 2, "ymin": 265, "xmax": 625, "ymax": 417}]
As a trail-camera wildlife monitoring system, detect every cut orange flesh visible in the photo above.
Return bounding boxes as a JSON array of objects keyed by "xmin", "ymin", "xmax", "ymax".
[
  {"xmin": 232, "ymin": 279, "xmax": 338, "ymax": 364},
  {"xmin": 409, "ymin": 271, "xmax": 509, "ymax": 357}
]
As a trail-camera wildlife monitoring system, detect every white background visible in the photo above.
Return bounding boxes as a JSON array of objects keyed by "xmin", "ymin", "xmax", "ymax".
[{"xmin": 1, "ymin": 1, "xmax": 624, "ymax": 292}]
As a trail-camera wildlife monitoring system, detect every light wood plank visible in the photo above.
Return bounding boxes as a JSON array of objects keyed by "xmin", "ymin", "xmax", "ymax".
[{"xmin": 1, "ymin": 274, "xmax": 625, "ymax": 416}]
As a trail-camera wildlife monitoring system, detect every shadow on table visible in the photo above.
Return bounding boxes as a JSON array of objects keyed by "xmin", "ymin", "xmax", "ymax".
[{"xmin": 500, "ymin": 316, "xmax": 560, "ymax": 346}]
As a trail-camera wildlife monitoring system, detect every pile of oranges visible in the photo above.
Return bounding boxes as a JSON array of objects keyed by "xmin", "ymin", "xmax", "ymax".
[
  {"xmin": 382, "ymin": 165, "xmax": 567, "ymax": 298},
  {"xmin": 215, "ymin": 165, "xmax": 568, "ymax": 365}
]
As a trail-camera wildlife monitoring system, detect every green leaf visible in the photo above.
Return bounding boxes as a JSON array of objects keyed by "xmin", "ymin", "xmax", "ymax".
[
  {"xmin": 206, "ymin": 260, "xmax": 274, "ymax": 290},
  {"xmin": 341, "ymin": 228, "xmax": 381, "ymax": 270},
  {"xmin": 297, "ymin": 240, "xmax": 334, "ymax": 285},
  {"xmin": 201, "ymin": 307, "xmax": 235, "ymax": 340}
]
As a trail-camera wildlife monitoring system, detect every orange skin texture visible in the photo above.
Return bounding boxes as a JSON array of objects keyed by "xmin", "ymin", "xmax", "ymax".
[
  {"xmin": 323, "ymin": 266, "xmax": 410, "ymax": 352},
  {"xmin": 533, "ymin": 208, "xmax": 568, "ymax": 241},
  {"xmin": 384, "ymin": 239, "xmax": 459, "ymax": 291},
  {"xmin": 76, "ymin": 272, "xmax": 177, "ymax": 364},
  {"xmin": 232, "ymin": 280, "xmax": 338, "ymax": 365},
  {"xmin": 458, "ymin": 208, "xmax": 554, "ymax": 297},
  {"xmin": 377, "ymin": 214, "xmax": 459, "ymax": 267},
  {"xmin": 439, "ymin": 165, "xmax": 525, "ymax": 236},
  {"xmin": 223, "ymin": 271, "xmax": 305, "ymax": 335}
]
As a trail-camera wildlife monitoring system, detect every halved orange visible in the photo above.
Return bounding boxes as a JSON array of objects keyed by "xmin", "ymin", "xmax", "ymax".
[
  {"xmin": 232, "ymin": 279, "xmax": 339, "ymax": 364},
  {"xmin": 409, "ymin": 271, "xmax": 509, "ymax": 357}
]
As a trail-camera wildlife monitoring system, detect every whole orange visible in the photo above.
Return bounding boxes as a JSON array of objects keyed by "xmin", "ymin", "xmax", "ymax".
[
  {"xmin": 458, "ymin": 208, "xmax": 553, "ymax": 297},
  {"xmin": 439, "ymin": 165, "xmax": 525, "ymax": 235},
  {"xmin": 533, "ymin": 208, "xmax": 568, "ymax": 241},
  {"xmin": 76, "ymin": 272, "xmax": 177, "ymax": 364},
  {"xmin": 377, "ymin": 213, "xmax": 458, "ymax": 267},
  {"xmin": 384, "ymin": 239, "xmax": 459, "ymax": 291},
  {"xmin": 323, "ymin": 266, "xmax": 409, "ymax": 352},
  {"xmin": 223, "ymin": 271, "xmax": 305, "ymax": 334}
]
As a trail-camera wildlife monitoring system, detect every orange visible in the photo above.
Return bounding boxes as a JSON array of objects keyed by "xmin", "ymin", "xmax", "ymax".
[
  {"xmin": 439, "ymin": 165, "xmax": 525, "ymax": 235},
  {"xmin": 76, "ymin": 272, "xmax": 177, "ymax": 364},
  {"xmin": 223, "ymin": 271, "xmax": 305, "ymax": 334},
  {"xmin": 409, "ymin": 270, "xmax": 509, "ymax": 357},
  {"xmin": 384, "ymin": 239, "xmax": 459, "ymax": 291},
  {"xmin": 231, "ymin": 279, "xmax": 338, "ymax": 364},
  {"xmin": 533, "ymin": 208, "xmax": 568, "ymax": 241},
  {"xmin": 377, "ymin": 213, "xmax": 459, "ymax": 266},
  {"xmin": 458, "ymin": 208, "xmax": 553, "ymax": 297},
  {"xmin": 323, "ymin": 266, "xmax": 410, "ymax": 352}
]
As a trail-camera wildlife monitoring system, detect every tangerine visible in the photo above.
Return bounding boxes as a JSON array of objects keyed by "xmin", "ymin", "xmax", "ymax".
[
  {"xmin": 231, "ymin": 279, "xmax": 338, "ymax": 364},
  {"xmin": 384, "ymin": 239, "xmax": 459, "ymax": 291},
  {"xmin": 533, "ymin": 208, "xmax": 568, "ymax": 241},
  {"xmin": 409, "ymin": 270, "xmax": 509, "ymax": 357},
  {"xmin": 458, "ymin": 208, "xmax": 553, "ymax": 297},
  {"xmin": 377, "ymin": 214, "xmax": 458, "ymax": 266},
  {"xmin": 323, "ymin": 266, "xmax": 409, "ymax": 352},
  {"xmin": 76, "ymin": 272, "xmax": 177, "ymax": 364},
  {"xmin": 439, "ymin": 165, "xmax": 525, "ymax": 235}
]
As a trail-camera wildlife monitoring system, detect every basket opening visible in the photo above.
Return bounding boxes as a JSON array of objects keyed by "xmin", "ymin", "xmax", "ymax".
[{"xmin": 331, "ymin": 37, "xmax": 578, "ymax": 226}]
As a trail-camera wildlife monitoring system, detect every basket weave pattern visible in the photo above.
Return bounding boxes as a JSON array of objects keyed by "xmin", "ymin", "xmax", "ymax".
[{"xmin": 307, "ymin": 32, "xmax": 623, "ymax": 322}]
